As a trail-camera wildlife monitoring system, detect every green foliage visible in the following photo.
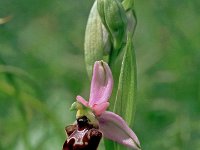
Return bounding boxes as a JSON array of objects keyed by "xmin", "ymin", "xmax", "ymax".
[
  {"xmin": 0, "ymin": 0, "xmax": 200, "ymax": 150},
  {"xmin": 106, "ymin": 35, "xmax": 138, "ymax": 150},
  {"xmin": 114, "ymin": 35, "xmax": 137, "ymax": 127}
]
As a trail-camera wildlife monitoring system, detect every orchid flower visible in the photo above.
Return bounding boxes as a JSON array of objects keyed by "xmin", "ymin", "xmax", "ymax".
[{"xmin": 69, "ymin": 60, "xmax": 141, "ymax": 150}]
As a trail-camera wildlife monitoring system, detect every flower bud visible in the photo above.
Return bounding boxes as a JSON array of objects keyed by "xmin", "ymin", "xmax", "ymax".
[
  {"xmin": 84, "ymin": 1, "xmax": 111, "ymax": 79},
  {"xmin": 97, "ymin": 0, "xmax": 127, "ymax": 50}
]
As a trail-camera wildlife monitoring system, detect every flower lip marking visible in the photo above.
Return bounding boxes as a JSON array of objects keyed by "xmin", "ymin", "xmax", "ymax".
[
  {"xmin": 63, "ymin": 116, "xmax": 102, "ymax": 150},
  {"xmin": 67, "ymin": 128, "xmax": 88, "ymax": 146}
]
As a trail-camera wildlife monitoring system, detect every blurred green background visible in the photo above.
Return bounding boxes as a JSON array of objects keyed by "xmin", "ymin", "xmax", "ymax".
[{"xmin": 0, "ymin": 0, "xmax": 199, "ymax": 149}]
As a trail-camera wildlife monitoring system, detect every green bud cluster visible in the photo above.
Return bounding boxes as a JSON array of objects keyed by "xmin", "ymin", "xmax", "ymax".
[
  {"xmin": 97, "ymin": 0, "xmax": 127, "ymax": 50},
  {"xmin": 84, "ymin": 0, "xmax": 137, "ymax": 78}
]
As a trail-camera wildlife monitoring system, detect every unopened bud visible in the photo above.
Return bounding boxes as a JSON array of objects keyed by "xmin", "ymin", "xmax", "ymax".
[
  {"xmin": 84, "ymin": 1, "xmax": 111, "ymax": 78},
  {"xmin": 97, "ymin": 0, "xmax": 127, "ymax": 50}
]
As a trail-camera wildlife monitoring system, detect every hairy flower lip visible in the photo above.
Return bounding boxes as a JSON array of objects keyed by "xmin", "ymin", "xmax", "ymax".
[{"xmin": 63, "ymin": 116, "xmax": 102, "ymax": 150}]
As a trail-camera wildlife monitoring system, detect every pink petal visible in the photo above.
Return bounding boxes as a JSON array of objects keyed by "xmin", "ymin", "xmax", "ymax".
[
  {"xmin": 92, "ymin": 102, "xmax": 110, "ymax": 116},
  {"xmin": 76, "ymin": 95, "xmax": 88, "ymax": 107},
  {"xmin": 89, "ymin": 61, "xmax": 113, "ymax": 106},
  {"xmin": 98, "ymin": 111, "xmax": 141, "ymax": 150}
]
